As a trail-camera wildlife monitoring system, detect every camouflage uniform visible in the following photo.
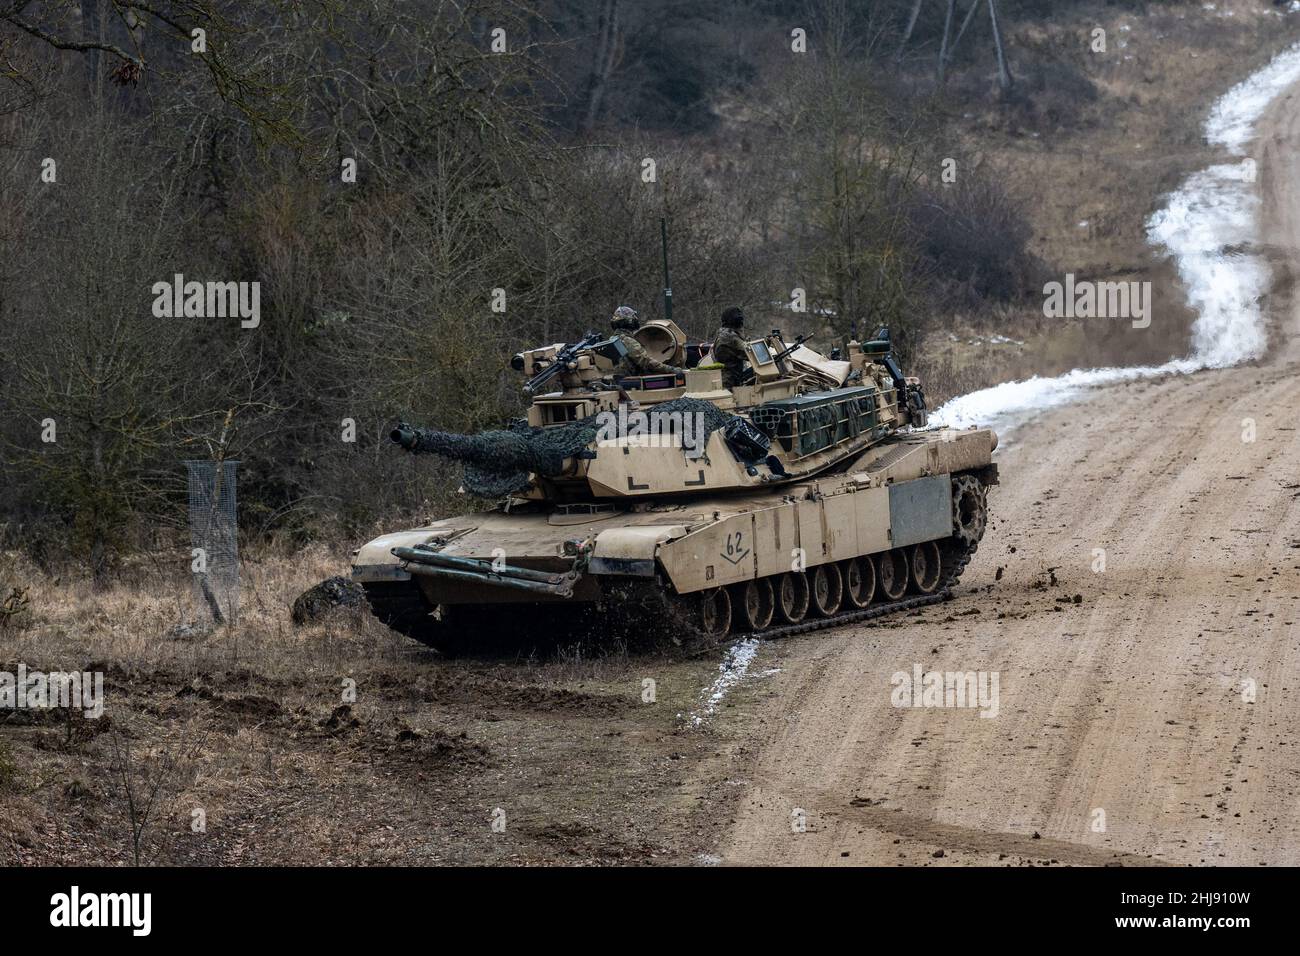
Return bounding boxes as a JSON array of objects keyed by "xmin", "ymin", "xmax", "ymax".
[
  {"xmin": 711, "ymin": 326, "xmax": 748, "ymax": 388},
  {"xmin": 613, "ymin": 330, "xmax": 682, "ymax": 377}
]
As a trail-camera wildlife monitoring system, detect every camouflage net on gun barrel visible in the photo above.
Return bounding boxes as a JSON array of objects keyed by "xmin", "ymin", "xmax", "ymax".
[{"xmin": 403, "ymin": 397, "xmax": 735, "ymax": 498}]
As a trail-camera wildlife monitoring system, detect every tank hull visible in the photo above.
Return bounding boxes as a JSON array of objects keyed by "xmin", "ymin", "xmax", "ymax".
[{"xmin": 353, "ymin": 427, "xmax": 997, "ymax": 650}]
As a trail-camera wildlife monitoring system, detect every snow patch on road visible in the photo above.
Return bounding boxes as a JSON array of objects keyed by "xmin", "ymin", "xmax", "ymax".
[
  {"xmin": 932, "ymin": 42, "xmax": 1300, "ymax": 439},
  {"xmin": 1205, "ymin": 42, "xmax": 1300, "ymax": 153},
  {"xmin": 685, "ymin": 638, "xmax": 761, "ymax": 727}
]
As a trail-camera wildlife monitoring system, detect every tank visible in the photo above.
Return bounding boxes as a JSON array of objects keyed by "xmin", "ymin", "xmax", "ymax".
[{"xmin": 352, "ymin": 321, "xmax": 998, "ymax": 651}]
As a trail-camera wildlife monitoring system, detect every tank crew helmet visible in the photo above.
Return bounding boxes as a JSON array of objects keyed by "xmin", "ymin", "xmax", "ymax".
[
  {"xmin": 721, "ymin": 306, "xmax": 745, "ymax": 329},
  {"xmin": 611, "ymin": 305, "xmax": 640, "ymax": 331}
]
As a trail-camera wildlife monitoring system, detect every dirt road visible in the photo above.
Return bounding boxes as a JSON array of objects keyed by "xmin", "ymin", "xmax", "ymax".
[{"xmin": 716, "ymin": 83, "xmax": 1300, "ymax": 867}]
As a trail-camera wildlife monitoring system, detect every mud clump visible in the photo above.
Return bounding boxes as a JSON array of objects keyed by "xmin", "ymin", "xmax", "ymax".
[
  {"xmin": 322, "ymin": 704, "xmax": 362, "ymax": 735},
  {"xmin": 0, "ymin": 586, "xmax": 32, "ymax": 630},
  {"xmin": 218, "ymin": 695, "xmax": 283, "ymax": 720},
  {"xmin": 292, "ymin": 577, "xmax": 368, "ymax": 625},
  {"xmin": 175, "ymin": 680, "xmax": 217, "ymax": 701},
  {"xmin": 394, "ymin": 724, "xmax": 490, "ymax": 767}
]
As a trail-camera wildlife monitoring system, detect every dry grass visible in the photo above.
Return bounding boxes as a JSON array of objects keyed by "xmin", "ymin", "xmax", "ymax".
[
  {"xmin": 0, "ymin": 545, "xmax": 742, "ymax": 866},
  {"xmin": 997, "ymin": 0, "xmax": 1289, "ymax": 275},
  {"xmin": 1, "ymin": 544, "xmax": 407, "ymax": 676}
]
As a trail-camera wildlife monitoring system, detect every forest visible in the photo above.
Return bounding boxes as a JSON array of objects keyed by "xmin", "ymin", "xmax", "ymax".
[{"xmin": 0, "ymin": 0, "xmax": 1169, "ymax": 582}]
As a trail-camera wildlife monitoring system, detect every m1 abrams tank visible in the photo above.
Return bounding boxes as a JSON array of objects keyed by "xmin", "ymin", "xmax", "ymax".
[{"xmin": 352, "ymin": 320, "xmax": 997, "ymax": 652}]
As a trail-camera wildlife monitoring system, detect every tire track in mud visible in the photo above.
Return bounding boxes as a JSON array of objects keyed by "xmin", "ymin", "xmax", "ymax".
[{"xmin": 820, "ymin": 801, "xmax": 1169, "ymax": 867}]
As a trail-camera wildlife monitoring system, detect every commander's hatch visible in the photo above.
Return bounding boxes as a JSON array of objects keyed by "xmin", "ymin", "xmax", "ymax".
[{"xmin": 633, "ymin": 319, "xmax": 687, "ymax": 366}]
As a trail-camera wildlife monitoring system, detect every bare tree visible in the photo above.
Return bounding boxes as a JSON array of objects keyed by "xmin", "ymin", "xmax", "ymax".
[
  {"xmin": 109, "ymin": 723, "xmax": 209, "ymax": 865},
  {"xmin": 1, "ymin": 0, "xmax": 306, "ymax": 144},
  {"xmin": 893, "ymin": 0, "xmax": 1014, "ymax": 91},
  {"xmin": 895, "ymin": 0, "xmax": 923, "ymax": 63},
  {"xmin": 0, "ymin": 118, "xmax": 235, "ymax": 585},
  {"xmin": 759, "ymin": 0, "xmax": 928, "ymax": 351},
  {"xmin": 579, "ymin": 0, "xmax": 623, "ymax": 132},
  {"xmin": 987, "ymin": 0, "xmax": 1013, "ymax": 92}
]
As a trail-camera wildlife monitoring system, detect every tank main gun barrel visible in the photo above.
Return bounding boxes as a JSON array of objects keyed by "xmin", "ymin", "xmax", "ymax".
[
  {"xmin": 391, "ymin": 423, "xmax": 419, "ymax": 450},
  {"xmin": 390, "ymin": 421, "xmax": 594, "ymax": 480}
]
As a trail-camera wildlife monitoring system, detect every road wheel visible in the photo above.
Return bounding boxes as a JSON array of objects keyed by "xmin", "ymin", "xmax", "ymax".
[
  {"xmin": 808, "ymin": 564, "xmax": 843, "ymax": 617},
  {"xmin": 774, "ymin": 571, "xmax": 809, "ymax": 624},
  {"xmin": 733, "ymin": 578, "xmax": 774, "ymax": 632},
  {"xmin": 910, "ymin": 540, "xmax": 942, "ymax": 594},
  {"xmin": 875, "ymin": 549, "xmax": 909, "ymax": 601},
  {"xmin": 841, "ymin": 557, "xmax": 876, "ymax": 609},
  {"xmin": 698, "ymin": 587, "xmax": 732, "ymax": 639},
  {"xmin": 952, "ymin": 474, "xmax": 988, "ymax": 550}
]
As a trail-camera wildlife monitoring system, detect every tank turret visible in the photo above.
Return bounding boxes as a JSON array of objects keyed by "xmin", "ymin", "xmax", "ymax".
[{"xmin": 391, "ymin": 324, "xmax": 937, "ymax": 502}]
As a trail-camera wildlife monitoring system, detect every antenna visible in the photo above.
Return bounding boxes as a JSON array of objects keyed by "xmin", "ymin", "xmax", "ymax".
[{"xmin": 660, "ymin": 216, "xmax": 673, "ymax": 322}]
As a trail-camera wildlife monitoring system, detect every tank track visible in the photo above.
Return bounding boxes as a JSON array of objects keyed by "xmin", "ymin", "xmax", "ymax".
[
  {"xmin": 361, "ymin": 581, "xmax": 445, "ymax": 642},
  {"xmin": 363, "ymin": 538, "xmax": 975, "ymax": 653},
  {"xmin": 362, "ymin": 579, "xmax": 604, "ymax": 653}
]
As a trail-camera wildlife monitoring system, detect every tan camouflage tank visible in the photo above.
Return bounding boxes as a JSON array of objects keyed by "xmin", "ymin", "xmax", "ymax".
[{"xmin": 352, "ymin": 320, "xmax": 997, "ymax": 652}]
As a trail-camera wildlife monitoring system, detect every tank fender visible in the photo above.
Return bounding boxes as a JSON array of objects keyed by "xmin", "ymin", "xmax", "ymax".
[
  {"xmin": 352, "ymin": 528, "xmax": 456, "ymax": 581},
  {"xmin": 589, "ymin": 525, "xmax": 688, "ymax": 577},
  {"xmin": 658, "ymin": 511, "xmax": 761, "ymax": 593},
  {"xmin": 926, "ymin": 428, "xmax": 998, "ymax": 476}
]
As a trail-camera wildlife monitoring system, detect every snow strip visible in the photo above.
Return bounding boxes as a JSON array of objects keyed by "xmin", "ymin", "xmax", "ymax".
[{"xmin": 931, "ymin": 42, "xmax": 1300, "ymax": 438}]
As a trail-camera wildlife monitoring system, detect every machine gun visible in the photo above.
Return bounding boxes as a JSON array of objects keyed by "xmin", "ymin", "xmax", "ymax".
[
  {"xmin": 868, "ymin": 326, "xmax": 928, "ymax": 427},
  {"xmin": 522, "ymin": 331, "xmax": 602, "ymax": 396},
  {"xmin": 770, "ymin": 333, "xmax": 807, "ymax": 372},
  {"xmin": 871, "ymin": 326, "xmax": 906, "ymax": 393}
]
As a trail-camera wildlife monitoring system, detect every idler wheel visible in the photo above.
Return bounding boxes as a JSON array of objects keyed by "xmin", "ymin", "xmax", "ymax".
[
  {"xmin": 774, "ymin": 572, "xmax": 810, "ymax": 624},
  {"xmin": 808, "ymin": 563, "xmax": 843, "ymax": 617},
  {"xmin": 840, "ymin": 557, "xmax": 876, "ymax": 609},
  {"xmin": 875, "ymin": 549, "xmax": 910, "ymax": 601},
  {"xmin": 909, "ymin": 540, "xmax": 943, "ymax": 594},
  {"xmin": 733, "ymin": 578, "xmax": 775, "ymax": 632},
  {"xmin": 698, "ymin": 587, "xmax": 732, "ymax": 639},
  {"xmin": 951, "ymin": 474, "xmax": 988, "ymax": 550}
]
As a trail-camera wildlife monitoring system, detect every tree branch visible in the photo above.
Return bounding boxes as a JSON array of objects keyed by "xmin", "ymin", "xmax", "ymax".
[{"xmin": 3, "ymin": 13, "xmax": 143, "ymax": 66}]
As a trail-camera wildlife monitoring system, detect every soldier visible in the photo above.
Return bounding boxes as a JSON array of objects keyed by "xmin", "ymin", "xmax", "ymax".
[
  {"xmin": 609, "ymin": 306, "xmax": 683, "ymax": 377},
  {"xmin": 711, "ymin": 306, "xmax": 748, "ymax": 388}
]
